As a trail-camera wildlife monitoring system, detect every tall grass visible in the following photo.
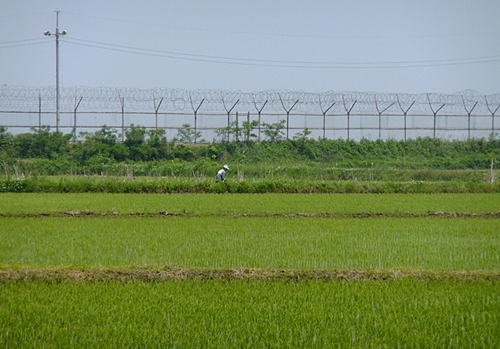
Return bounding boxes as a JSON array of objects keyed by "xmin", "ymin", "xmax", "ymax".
[{"xmin": 2, "ymin": 175, "xmax": 500, "ymax": 193}]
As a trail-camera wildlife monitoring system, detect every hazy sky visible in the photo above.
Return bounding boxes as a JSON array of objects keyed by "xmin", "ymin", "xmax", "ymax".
[{"xmin": 1, "ymin": 0, "xmax": 499, "ymax": 94}]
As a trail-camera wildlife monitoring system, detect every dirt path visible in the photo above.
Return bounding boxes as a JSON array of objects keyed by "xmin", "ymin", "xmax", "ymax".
[
  {"xmin": 1, "ymin": 267, "xmax": 499, "ymax": 282},
  {"xmin": 1, "ymin": 210, "xmax": 499, "ymax": 219}
]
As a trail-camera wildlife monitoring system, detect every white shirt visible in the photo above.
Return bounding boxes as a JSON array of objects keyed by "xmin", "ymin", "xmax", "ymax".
[{"xmin": 216, "ymin": 168, "xmax": 226, "ymax": 182}]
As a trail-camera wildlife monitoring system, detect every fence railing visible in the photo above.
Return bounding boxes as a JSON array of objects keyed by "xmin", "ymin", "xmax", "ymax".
[{"xmin": 1, "ymin": 85, "xmax": 499, "ymax": 142}]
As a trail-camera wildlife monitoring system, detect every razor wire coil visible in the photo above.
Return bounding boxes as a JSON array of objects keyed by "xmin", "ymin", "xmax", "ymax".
[{"xmin": 2, "ymin": 85, "xmax": 499, "ymax": 115}]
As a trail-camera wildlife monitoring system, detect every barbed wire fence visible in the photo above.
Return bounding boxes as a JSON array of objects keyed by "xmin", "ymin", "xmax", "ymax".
[{"xmin": 1, "ymin": 85, "xmax": 499, "ymax": 142}]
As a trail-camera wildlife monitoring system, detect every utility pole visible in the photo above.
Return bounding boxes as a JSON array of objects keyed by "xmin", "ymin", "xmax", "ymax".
[{"xmin": 44, "ymin": 11, "xmax": 67, "ymax": 132}]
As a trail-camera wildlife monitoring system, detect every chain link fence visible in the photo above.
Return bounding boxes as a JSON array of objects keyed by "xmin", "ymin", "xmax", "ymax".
[{"xmin": 1, "ymin": 85, "xmax": 499, "ymax": 142}]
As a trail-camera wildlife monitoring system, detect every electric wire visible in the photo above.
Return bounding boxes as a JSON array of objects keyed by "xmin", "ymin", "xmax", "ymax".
[
  {"xmin": 63, "ymin": 37, "xmax": 500, "ymax": 69},
  {"xmin": 62, "ymin": 11, "xmax": 500, "ymax": 40},
  {"xmin": 0, "ymin": 38, "xmax": 51, "ymax": 49}
]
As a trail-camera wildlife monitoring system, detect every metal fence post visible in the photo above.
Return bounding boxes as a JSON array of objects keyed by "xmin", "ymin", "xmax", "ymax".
[
  {"xmin": 485, "ymin": 96, "xmax": 500, "ymax": 137},
  {"xmin": 374, "ymin": 97, "xmax": 395, "ymax": 140},
  {"xmin": 246, "ymin": 111, "xmax": 250, "ymax": 141},
  {"xmin": 279, "ymin": 94, "xmax": 299, "ymax": 139},
  {"xmin": 252, "ymin": 95, "xmax": 268, "ymax": 142},
  {"xmin": 235, "ymin": 111, "xmax": 239, "ymax": 142},
  {"xmin": 154, "ymin": 97, "xmax": 163, "ymax": 130},
  {"xmin": 189, "ymin": 94, "xmax": 204, "ymax": 144},
  {"xmin": 38, "ymin": 93, "xmax": 42, "ymax": 130},
  {"xmin": 461, "ymin": 96, "xmax": 478, "ymax": 140},
  {"xmin": 121, "ymin": 97, "xmax": 125, "ymax": 142},
  {"xmin": 427, "ymin": 94, "xmax": 445, "ymax": 139},
  {"xmin": 73, "ymin": 96, "xmax": 83, "ymax": 141},
  {"xmin": 319, "ymin": 95, "xmax": 335, "ymax": 139},
  {"xmin": 221, "ymin": 96, "xmax": 239, "ymax": 142},
  {"xmin": 396, "ymin": 95, "xmax": 415, "ymax": 141},
  {"xmin": 342, "ymin": 95, "xmax": 357, "ymax": 140}
]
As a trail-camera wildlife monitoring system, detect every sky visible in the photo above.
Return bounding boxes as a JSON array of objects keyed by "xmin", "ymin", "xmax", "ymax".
[{"xmin": 1, "ymin": 0, "xmax": 500, "ymax": 95}]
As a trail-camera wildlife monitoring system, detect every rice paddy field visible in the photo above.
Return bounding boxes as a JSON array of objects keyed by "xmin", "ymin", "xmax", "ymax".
[{"xmin": 1, "ymin": 193, "xmax": 500, "ymax": 348}]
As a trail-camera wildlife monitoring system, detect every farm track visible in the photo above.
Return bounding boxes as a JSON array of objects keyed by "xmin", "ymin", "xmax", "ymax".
[
  {"xmin": 1, "ymin": 267, "xmax": 499, "ymax": 282},
  {"xmin": 1, "ymin": 210, "xmax": 500, "ymax": 219}
]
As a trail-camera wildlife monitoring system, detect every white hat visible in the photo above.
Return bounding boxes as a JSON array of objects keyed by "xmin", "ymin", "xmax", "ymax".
[{"xmin": 223, "ymin": 165, "xmax": 229, "ymax": 170}]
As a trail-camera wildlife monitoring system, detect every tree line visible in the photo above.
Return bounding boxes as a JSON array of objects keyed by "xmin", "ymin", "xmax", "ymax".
[{"xmin": 0, "ymin": 124, "xmax": 499, "ymax": 176}]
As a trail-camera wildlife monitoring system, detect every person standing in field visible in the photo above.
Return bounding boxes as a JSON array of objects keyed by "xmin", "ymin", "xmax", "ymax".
[{"xmin": 215, "ymin": 165, "xmax": 230, "ymax": 182}]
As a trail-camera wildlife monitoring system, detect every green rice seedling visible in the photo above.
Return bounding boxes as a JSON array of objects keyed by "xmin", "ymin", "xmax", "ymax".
[
  {"xmin": 1, "ymin": 191, "xmax": 498, "ymax": 348},
  {"xmin": 1, "ymin": 279, "xmax": 499, "ymax": 348},
  {"xmin": 1, "ymin": 216, "xmax": 498, "ymax": 270},
  {"xmin": 1, "ymin": 193, "xmax": 499, "ymax": 215}
]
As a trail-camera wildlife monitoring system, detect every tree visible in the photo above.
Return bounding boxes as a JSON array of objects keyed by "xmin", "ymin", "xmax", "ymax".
[
  {"xmin": 292, "ymin": 128, "xmax": 317, "ymax": 160},
  {"xmin": 76, "ymin": 126, "xmax": 128, "ymax": 163},
  {"xmin": 215, "ymin": 121, "xmax": 243, "ymax": 142},
  {"xmin": 241, "ymin": 120, "xmax": 260, "ymax": 141},
  {"xmin": 80, "ymin": 125, "xmax": 119, "ymax": 147},
  {"xmin": 262, "ymin": 120, "xmax": 286, "ymax": 142},
  {"xmin": 0, "ymin": 126, "xmax": 14, "ymax": 154},
  {"xmin": 175, "ymin": 124, "xmax": 204, "ymax": 144},
  {"xmin": 124, "ymin": 124, "xmax": 148, "ymax": 161},
  {"xmin": 147, "ymin": 128, "xmax": 169, "ymax": 160},
  {"xmin": 12, "ymin": 126, "xmax": 72, "ymax": 159},
  {"xmin": 216, "ymin": 120, "xmax": 259, "ymax": 142},
  {"xmin": 0, "ymin": 126, "xmax": 14, "ymax": 174},
  {"xmin": 293, "ymin": 127, "xmax": 312, "ymax": 141}
]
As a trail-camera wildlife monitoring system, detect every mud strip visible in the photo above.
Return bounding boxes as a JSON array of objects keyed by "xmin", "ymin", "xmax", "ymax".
[
  {"xmin": 1, "ymin": 267, "xmax": 499, "ymax": 282},
  {"xmin": 0, "ymin": 210, "xmax": 499, "ymax": 219}
]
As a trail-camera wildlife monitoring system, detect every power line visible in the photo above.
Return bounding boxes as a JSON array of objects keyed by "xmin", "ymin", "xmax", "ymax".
[
  {"xmin": 64, "ymin": 37, "xmax": 500, "ymax": 69},
  {"xmin": 0, "ymin": 11, "xmax": 52, "ymax": 19},
  {"xmin": 62, "ymin": 11, "xmax": 500, "ymax": 40},
  {"xmin": 0, "ymin": 38, "xmax": 47, "ymax": 45},
  {"xmin": 3, "ymin": 34, "xmax": 499, "ymax": 68},
  {"xmin": 0, "ymin": 38, "xmax": 50, "ymax": 49}
]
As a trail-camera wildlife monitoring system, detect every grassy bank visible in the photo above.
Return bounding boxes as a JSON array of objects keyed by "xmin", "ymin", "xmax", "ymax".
[{"xmin": 2, "ymin": 176, "xmax": 500, "ymax": 193}]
